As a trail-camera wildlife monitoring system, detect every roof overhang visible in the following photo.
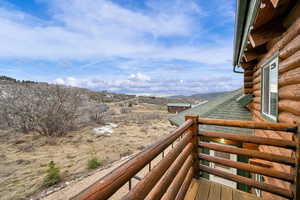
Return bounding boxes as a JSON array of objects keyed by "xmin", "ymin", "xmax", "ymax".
[{"xmin": 233, "ymin": 0, "xmax": 261, "ymax": 67}]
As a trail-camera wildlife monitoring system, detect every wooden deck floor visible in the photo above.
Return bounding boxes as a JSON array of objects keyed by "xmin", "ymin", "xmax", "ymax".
[{"xmin": 184, "ymin": 178, "xmax": 262, "ymax": 200}]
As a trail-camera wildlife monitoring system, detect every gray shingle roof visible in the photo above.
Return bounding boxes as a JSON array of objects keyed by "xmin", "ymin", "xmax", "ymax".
[{"xmin": 168, "ymin": 89, "xmax": 253, "ymax": 135}]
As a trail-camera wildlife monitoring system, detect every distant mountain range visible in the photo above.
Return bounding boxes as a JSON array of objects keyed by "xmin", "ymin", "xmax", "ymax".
[{"xmin": 170, "ymin": 91, "xmax": 230, "ymax": 101}]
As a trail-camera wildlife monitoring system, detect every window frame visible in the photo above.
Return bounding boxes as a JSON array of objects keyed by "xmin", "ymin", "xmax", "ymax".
[
  {"xmin": 254, "ymin": 174, "xmax": 263, "ymax": 197},
  {"xmin": 260, "ymin": 52, "xmax": 279, "ymax": 122}
]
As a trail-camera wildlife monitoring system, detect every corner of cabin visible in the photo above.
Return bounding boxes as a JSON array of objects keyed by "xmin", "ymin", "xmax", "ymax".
[{"xmin": 169, "ymin": 88, "xmax": 254, "ymax": 192}]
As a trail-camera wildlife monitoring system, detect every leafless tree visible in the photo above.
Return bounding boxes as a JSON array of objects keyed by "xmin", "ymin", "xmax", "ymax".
[{"xmin": 0, "ymin": 84, "xmax": 81, "ymax": 136}]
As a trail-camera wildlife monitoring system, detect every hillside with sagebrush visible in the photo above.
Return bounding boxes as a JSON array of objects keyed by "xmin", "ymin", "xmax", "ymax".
[{"xmin": 0, "ymin": 75, "xmax": 197, "ymax": 200}]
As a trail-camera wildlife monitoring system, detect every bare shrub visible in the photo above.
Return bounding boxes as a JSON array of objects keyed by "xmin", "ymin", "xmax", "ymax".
[
  {"xmin": 89, "ymin": 111, "xmax": 105, "ymax": 124},
  {"xmin": 0, "ymin": 84, "xmax": 81, "ymax": 136}
]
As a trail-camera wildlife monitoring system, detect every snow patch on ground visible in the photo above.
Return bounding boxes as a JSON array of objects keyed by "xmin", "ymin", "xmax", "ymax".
[{"xmin": 93, "ymin": 123, "xmax": 118, "ymax": 137}]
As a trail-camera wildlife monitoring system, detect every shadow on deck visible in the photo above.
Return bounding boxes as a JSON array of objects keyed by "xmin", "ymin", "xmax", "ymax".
[{"xmin": 185, "ymin": 178, "xmax": 261, "ymax": 200}]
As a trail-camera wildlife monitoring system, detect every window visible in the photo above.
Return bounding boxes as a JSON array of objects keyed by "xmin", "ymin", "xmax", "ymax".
[
  {"xmin": 261, "ymin": 54, "xmax": 278, "ymax": 121},
  {"xmin": 254, "ymin": 174, "xmax": 263, "ymax": 197},
  {"xmin": 214, "ymin": 151, "xmax": 231, "ymax": 170}
]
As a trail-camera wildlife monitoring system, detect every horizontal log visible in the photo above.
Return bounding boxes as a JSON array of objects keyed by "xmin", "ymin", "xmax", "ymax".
[
  {"xmin": 257, "ymin": 18, "xmax": 300, "ymax": 68},
  {"xmin": 72, "ymin": 119, "xmax": 193, "ymax": 200},
  {"xmin": 280, "ymin": 34, "xmax": 300, "ymax": 59},
  {"xmin": 251, "ymin": 102, "xmax": 261, "ymax": 111},
  {"xmin": 174, "ymin": 166, "xmax": 194, "ymax": 200},
  {"xmin": 244, "ymin": 82, "xmax": 253, "ymax": 88},
  {"xmin": 244, "ymin": 76, "xmax": 253, "ymax": 82},
  {"xmin": 198, "ymin": 153, "xmax": 294, "ymax": 182},
  {"xmin": 198, "ymin": 142, "xmax": 295, "ymax": 166},
  {"xmin": 252, "ymin": 83, "xmax": 260, "ymax": 91},
  {"xmin": 244, "ymin": 70, "xmax": 253, "ymax": 76},
  {"xmin": 198, "ymin": 164, "xmax": 293, "ymax": 199},
  {"xmin": 279, "ymin": 112, "xmax": 300, "ymax": 124},
  {"xmin": 198, "ymin": 130, "xmax": 296, "ymax": 149},
  {"xmin": 161, "ymin": 156, "xmax": 193, "ymax": 200},
  {"xmin": 197, "ymin": 117, "xmax": 297, "ymax": 132},
  {"xmin": 277, "ymin": 17, "xmax": 300, "ymax": 50},
  {"xmin": 253, "ymin": 68, "xmax": 261, "ymax": 78},
  {"xmin": 249, "ymin": 21, "xmax": 284, "ymax": 48},
  {"xmin": 243, "ymin": 52, "xmax": 261, "ymax": 62},
  {"xmin": 279, "ymin": 67, "xmax": 300, "ymax": 87},
  {"xmin": 279, "ymin": 50, "xmax": 300, "ymax": 74},
  {"xmin": 279, "ymin": 84, "xmax": 300, "ymax": 101},
  {"xmin": 279, "ymin": 99, "xmax": 300, "ymax": 116},
  {"xmin": 253, "ymin": 75, "xmax": 260, "ymax": 85},
  {"xmin": 244, "ymin": 88, "xmax": 253, "ymax": 94},
  {"xmin": 145, "ymin": 143, "xmax": 193, "ymax": 200},
  {"xmin": 253, "ymin": 90, "xmax": 261, "ymax": 97},
  {"xmin": 253, "ymin": 97, "xmax": 260, "ymax": 103},
  {"xmin": 241, "ymin": 62, "xmax": 256, "ymax": 70},
  {"xmin": 122, "ymin": 138, "xmax": 193, "ymax": 200}
]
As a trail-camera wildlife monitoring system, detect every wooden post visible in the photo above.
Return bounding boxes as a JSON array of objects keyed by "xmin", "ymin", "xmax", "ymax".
[
  {"xmin": 294, "ymin": 125, "xmax": 300, "ymax": 200},
  {"xmin": 185, "ymin": 115, "xmax": 199, "ymax": 178}
]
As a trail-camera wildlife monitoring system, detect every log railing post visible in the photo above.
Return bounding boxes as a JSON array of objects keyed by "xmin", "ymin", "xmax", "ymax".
[
  {"xmin": 185, "ymin": 115, "xmax": 199, "ymax": 178},
  {"xmin": 294, "ymin": 125, "xmax": 300, "ymax": 200}
]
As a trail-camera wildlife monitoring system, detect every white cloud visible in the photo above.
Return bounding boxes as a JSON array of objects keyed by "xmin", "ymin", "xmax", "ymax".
[
  {"xmin": 129, "ymin": 73, "xmax": 151, "ymax": 81},
  {"xmin": 0, "ymin": 0, "xmax": 232, "ymax": 64},
  {"xmin": 54, "ymin": 78, "xmax": 65, "ymax": 85},
  {"xmin": 53, "ymin": 73, "xmax": 242, "ymax": 95}
]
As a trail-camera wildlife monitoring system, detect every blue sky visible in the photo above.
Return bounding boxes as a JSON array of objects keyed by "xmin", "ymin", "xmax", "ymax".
[{"xmin": 0, "ymin": 0, "xmax": 242, "ymax": 95}]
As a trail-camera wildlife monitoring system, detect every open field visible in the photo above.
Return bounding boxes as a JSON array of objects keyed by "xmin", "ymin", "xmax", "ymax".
[{"xmin": 0, "ymin": 103, "xmax": 175, "ymax": 200}]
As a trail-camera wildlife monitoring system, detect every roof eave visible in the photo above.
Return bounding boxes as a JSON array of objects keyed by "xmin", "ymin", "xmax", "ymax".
[{"xmin": 233, "ymin": 0, "xmax": 261, "ymax": 67}]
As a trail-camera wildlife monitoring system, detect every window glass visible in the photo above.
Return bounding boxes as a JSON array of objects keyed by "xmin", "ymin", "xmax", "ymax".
[
  {"xmin": 270, "ymin": 63, "xmax": 277, "ymax": 117},
  {"xmin": 261, "ymin": 55, "xmax": 278, "ymax": 121},
  {"xmin": 262, "ymin": 66, "xmax": 270, "ymax": 114}
]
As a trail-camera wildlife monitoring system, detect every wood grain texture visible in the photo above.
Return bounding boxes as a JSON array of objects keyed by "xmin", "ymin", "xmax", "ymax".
[
  {"xmin": 176, "ymin": 168, "xmax": 194, "ymax": 200},
  {"xmin": 162, "ymin": 156, "xmax": 193, "ymax": 200},
  {"xmin": 197, "ymin": 118, "xmax": 297, "ymax": 132},
  {"xmin": 199, "ymin": 130, "xmax": 296, "ymax": 149},
  {"xmin": 183, "ymin": 179, "xmax": 198, "ymax": 200},
  {"xmin": 279, "ymin": 84, "xmax": 300, "ymax": 101},
  {"xmin": 198, "ymin": 142, "xmax": 295, "ymax": 166},
  {"xmin": 198, "ymin": 153, "xmax": 294, "ymax": 182},
  {"xmin": 199, "ymin": 164, "xmax": 293, "ymax": 199},
  {"xmin": 279, "ymin": 66, "xmax": 300, "ymax": 87},
  {"xmin": 280, "ymin": 34, "xmax": 300, "ymax": 59},
  {"xmin": 122, "ymin": 138, "xmax": 193, "ymax": 200}
]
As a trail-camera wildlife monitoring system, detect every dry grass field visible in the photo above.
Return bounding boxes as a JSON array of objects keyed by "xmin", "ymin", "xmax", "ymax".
[{"xmin": 0, "ymin": 103, "xmax": 175, "ymax": 200}]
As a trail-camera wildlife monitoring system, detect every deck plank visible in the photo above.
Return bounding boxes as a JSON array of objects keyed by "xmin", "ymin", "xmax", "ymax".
[
  {"xmin": 185, "ymin": 179, "xmax": 261, "ymax": 200},
  {"xmin": 207, "ymin": 181, "xmax": 221, "ymax": 200},
  {"xmin": 221, "ymin": 185, "xmax": 233, "ymax": 200},
  {"xmin": 184, "ymin": 179, "xmax": 200, "ymax": 200},
  {"xmin": 233, "ymin": 189, "xmax": 261, "ymax": 200},
  {"xmin": 196, "ymin": 178, "xmax": 211, "ymax": 200}
]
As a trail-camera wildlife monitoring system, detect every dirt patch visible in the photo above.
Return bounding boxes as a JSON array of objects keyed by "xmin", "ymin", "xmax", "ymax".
[{"xmin": 0, "ymin": 103, "xmax": 175, "ymax": 200}]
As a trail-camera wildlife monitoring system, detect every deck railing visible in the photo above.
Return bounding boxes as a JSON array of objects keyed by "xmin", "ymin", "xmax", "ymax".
[
  {"xmin": 71, "ymin": 115, "xmax": 299, "ymax": 200},
  {"xmin": 71, "ymin": 116, "xmax": 198, "ymax": 200},
  {"xmin": 197, "ymin": 117, "xmax": 298, "ymax": 199}
]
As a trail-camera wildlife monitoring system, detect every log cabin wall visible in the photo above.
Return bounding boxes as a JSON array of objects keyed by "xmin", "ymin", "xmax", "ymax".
[{"xmin": 247, "ymin": 2, "xmax": 300, "ymax": 199}]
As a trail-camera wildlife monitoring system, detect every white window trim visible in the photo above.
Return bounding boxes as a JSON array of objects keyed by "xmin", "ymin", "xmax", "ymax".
[
  {"xmin": 254, "ymin": 174, "xmax": 263, "ymax": 197},
  {"xmin": 261, "ymin": 55, "xmax": 278, "ymax": 121}
]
